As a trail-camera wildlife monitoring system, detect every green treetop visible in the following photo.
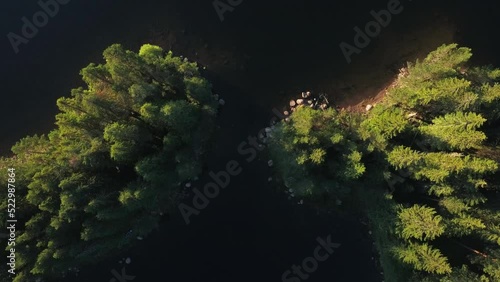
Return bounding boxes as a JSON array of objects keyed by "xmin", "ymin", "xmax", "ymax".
[{"xmin": 0, "ymin": 43, "xmax": 218, "ymax": 281}]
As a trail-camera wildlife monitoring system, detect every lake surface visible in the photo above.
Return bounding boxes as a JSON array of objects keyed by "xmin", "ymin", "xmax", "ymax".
[{"xmin": 2, "ymin": 0, "xmax": 500, "ymax": 281}]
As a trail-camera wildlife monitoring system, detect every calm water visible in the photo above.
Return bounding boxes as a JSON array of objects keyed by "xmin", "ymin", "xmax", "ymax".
[{"xmin": 2, "ymin": 1, "xmax": 500, "ymax": 281}]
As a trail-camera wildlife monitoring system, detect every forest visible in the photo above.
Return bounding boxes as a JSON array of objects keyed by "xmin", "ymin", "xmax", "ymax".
[
  {"xmin": 1, "ymin": 43, "xmax": 499, "ymax": 281},
  {"xmin": 269, "ymin": 44, "xmax": 500, "ymax": 281},
  {"xmin": 0, "ymin": 44, "xmax": 218, "ymax": 281}
]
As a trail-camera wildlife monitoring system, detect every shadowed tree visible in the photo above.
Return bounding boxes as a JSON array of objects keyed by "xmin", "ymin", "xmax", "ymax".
[{"xmin": 0, "ymin": 43, "xmax": 218, "ymax": 282}]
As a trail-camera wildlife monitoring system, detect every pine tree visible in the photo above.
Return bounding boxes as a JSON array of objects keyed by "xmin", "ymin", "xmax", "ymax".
[
  {"xmin": 1, "ymin": 43, "xmax": 218, "ymax": 281},
  {"xmin": 396, "ymin": 205, "xmax": 445, "ymax": 241},
  {"xmin": 393, "ymin": 242, "xmax": 452, "ymax": 274},
  {"xmin": 419, "ymin": 112, "xmax": 487, "ymax": 151}
]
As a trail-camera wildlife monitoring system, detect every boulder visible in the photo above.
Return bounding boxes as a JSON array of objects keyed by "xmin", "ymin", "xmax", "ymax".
[
  {"xmin": 365, "ymin": 104, "xmax": 373, "ymax": 111},
  {"xmin": 219, "ymin": 99, "xmax": 226, "ymax": 105},
  {"xmin": 268, "ymin": 160, "xmax": 274, "ymax": 167},
  {"xmin": 125, "ymin": 257, "xmax": 131, "ymax": 264},
  {"xmin": 289, "ymin": 100, "xmax": 296, "ymax": 107},
  {"xmin": 296, "ymin": 99, "xmax": 304, "ymax": 105}
]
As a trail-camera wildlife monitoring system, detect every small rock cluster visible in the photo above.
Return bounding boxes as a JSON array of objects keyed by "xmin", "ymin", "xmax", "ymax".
[{"xmin": 287, "ymin": 91, "xmax": 330, "ymax": 120}]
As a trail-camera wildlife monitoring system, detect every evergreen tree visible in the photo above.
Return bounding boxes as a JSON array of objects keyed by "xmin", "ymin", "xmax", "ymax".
[
  {"xmin": 268, "ymin": 107, "xmax": 365, "ymax": 202},
  {"xmin": 0, "ymin": 43, "xmax": 218, "ymax": 281},
  {"xmin": 270, "ymin": 44, "xmax": 500, "ymax": 281}
]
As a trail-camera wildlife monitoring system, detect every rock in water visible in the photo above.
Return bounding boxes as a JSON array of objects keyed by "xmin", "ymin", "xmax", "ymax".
[
  {"xmin": 289, "ymin": 100, "xmax": 296, "ymax": 107},
  {"xmin": 219, "ymin": 99, "xmax": 226, "ymax": 105},
  {"xmin": 296, "ymin": 99, "xmax": 304, "ymax": 105},
  {"xmin": 268, "ymin": 160, "xmax": 274, "ymax": 167},
  {"xmin": 125, "ymin": 257, "xmax": 131, "ymax": 264}
]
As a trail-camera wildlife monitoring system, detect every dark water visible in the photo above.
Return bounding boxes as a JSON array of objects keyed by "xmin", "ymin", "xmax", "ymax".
[{"xmin": 2, "ymin": 1, "xmax": 500, "ymax": 281}]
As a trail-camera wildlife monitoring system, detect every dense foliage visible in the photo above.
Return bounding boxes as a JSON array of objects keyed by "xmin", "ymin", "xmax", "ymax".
[
  {"xmin": 269, "ymin": 44, "xmax": 500, "ymax": 281},
  {"xmin": 269, "ymin": 106, "xmax": 365, "ymax": 205},
  {"xmin": 0, "ymin": 44, "xmax": 218, "ymax": 281}
]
